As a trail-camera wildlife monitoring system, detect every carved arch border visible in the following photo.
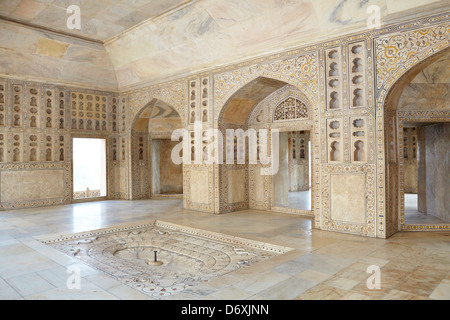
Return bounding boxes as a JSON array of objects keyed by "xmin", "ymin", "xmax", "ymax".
[
  {"xmin": 127, "ymin": 81, "xmax": 186, "ymax": 131},
  {"xmin": 214, "ymin": 52, "xmax": 319, "ymax": 126},
  {"xmin": 248, "ymin": 85, "xmax": 313, "ymax": 127},
  {"xmin": 374, "ymin": 21, "xmax": 450, "ymax": 238},
  {"xmin": 126, "ymin": 82, "xmax": 186, "ymax": 201}
]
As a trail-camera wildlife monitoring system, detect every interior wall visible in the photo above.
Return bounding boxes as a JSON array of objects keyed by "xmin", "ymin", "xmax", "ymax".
[
  {"xmin": 0, "ymin": 13, "xmax": 447, "ymax": 239},
  {"xmin": 425, "ymin": 123, "xmax": 450, "ymax": 222},
  {"xmin": 0, "ymin": 76, "xmax": 121, "ymax": 210}
]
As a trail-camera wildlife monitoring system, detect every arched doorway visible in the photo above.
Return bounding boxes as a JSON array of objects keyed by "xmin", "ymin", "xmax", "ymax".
[
  {"xmin": 216, "ymin": 76, "xmax": 315, "ymax": 216},
  {"xmin": 384, "ymin": 48, "xmax": 450, "ymax": 232},
  {"xmin": 130, "ymin": 98, "xmax": 184, "ymax": 200}
]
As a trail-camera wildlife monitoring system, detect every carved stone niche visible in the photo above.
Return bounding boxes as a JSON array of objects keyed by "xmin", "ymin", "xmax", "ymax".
[
  {"xmin": 325, "ymin": 47, "xmax": 343, "ymax": 110},
  {"xmin": 327, "ymin": 119, "xmax": 342, "ymax": 162},
  {"xmin": 351, "ymin": 117, "xmax": 367, "ymax": 162}
]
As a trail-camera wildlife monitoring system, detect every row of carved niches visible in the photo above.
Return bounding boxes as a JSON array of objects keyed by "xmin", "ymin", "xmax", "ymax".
[
  {"xmin": 120, "ymin": 97, "xmax": 126, "ymax": 132},
  {"xmin": 138, "ymin": 136, "xmax": 145, "ymax": 161},
  {"xmin": 13, "ymin": 84, "xmax": 22, "ymax": 127},
  {"xmin": 29, "ymin": 87, "xmax": 40, "ymax": 129},
  {"xmin": 189, "ymin": 77, "xmax": 209, "ymax": 124},
  {"xmin": 327, "ymin": 118, "xmax": 343, "ymax": 162},
  {"xmin": 0, "ymin": 133, "xmax": 66, "ymax": 163},
  {"xmin": 70, "ymin": 92, "xmax": 109, "ymax": 131},
  {"xmin": 351, "ymin": 117, "xmax": 366, "ymax": 162},
  {"xmin": 112, "ymin": 136, "xmax": 126, "ymax": 162},
  {"xmin": 403, "ymin": 127, "xmax": 417, "ymax": 161},
  {"xmin": 0, "ymin": 133, "xmax": 4, "ymax": 162},
  {"xmin": 42, "ymin": 89, "xmax": 65, "ymax": 130},
  {"xmin": 349, "ymin": 41, "xmax": 366, "ymax": 108},
  {"xmin": 327, "ymin": 117, "xmax": 367, "ymax": 163},
  {"xmin": 0, "ymin": 82, "xmax": 67, "ymax": 129},
  {"xmin": 288, "ymin": 131, "xmax": 309, "ymax": 162},
  {"xmin": 325, "ymin": 47, "xmax": 343, "ymax": 110},
  {"xmin": 188, "ymin": 131, "xmax": 211, "ymax": 162},
  {"xmin": 111, "ymin": 97, "xmax": 118, "ymax": 132},
  {"xmin": 0, "ymin": 82, "xmax": 4, "ymax": 126}
]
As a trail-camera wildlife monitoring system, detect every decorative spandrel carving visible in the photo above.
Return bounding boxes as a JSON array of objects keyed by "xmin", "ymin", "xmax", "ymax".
[
  {"xmin": 376, "ymin": 24, "xmax": 449, "ymax": 90},
  {"xmin": 214, "ymin": 53, "xmax": 318, "ymax": 121},
  {"xmin": 273, "ymin": 97, "xmax": 308, "ymax": 121}
]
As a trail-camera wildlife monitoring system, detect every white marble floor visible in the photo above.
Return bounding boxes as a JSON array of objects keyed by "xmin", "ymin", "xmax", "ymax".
[
  {"xmin": 0, "ymin": 199, "xmax": 449, "ymax": 300},
  {"xmin": 288, "ymin": 190, "xmax": 311, "ymax": 210},
  {"xmin": 404, "ymin": 194, "xmax": 449, "ymax": 224}
]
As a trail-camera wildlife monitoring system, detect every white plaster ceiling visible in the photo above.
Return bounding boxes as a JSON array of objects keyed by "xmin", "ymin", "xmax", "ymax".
[
  {"xmin": 0, "ymin": 0, "xmax": 190, "ymax": 42},
  {"xmin": 0, "ymin": 0, "xmax": 449, "ymax": 90}
]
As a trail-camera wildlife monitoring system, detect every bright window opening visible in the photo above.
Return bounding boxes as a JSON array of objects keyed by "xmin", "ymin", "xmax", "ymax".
[{"xmin": 73, "ymin": 138, "xmax": 107, "ymax": 199}]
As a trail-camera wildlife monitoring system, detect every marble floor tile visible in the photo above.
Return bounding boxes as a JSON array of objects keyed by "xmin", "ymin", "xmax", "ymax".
[
  {"xmin": 205, "ymin": 286, "xmax": 255, "ymax": 300},
  {"xmin": 232, "ymin": 271, "xmax": 292, "ymax": 293},
  {"xmin": 395, "ymin": 266, "xmax": 448, "ymax": 297},
  {"xmin": 0, "ymin": 199, "xmax": 448, "ymax": 300},
  {"xmin": 325, "ymin": 277, "xmax": 360, "ymax": 291},
  {"xmin": 0, "ymin": 277, "xmax": 21, "ymax": 300},
  {"xmin": 295, "ymin": 269, "xmax": 333, "ymax": 283},
  {"xmin": 258, "ymin": 276, "xmax": 317, "ymax": 300},
  {"xmin": 429, "ymin": 280, "xmax": 450, "ymax": 300},
  {"xmin": 5, "ymin": 272, "xmax": 55, "ymax": 297},
  {"xmin": 294, "ymin": 283, "xmax": 349, "ymax": 300}
]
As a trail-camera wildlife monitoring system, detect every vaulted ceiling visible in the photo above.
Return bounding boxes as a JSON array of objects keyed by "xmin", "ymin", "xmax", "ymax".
[
  {"xmin": 0, "ymin": 0, "xmax": 448, "ymax": 91},
  {"xmin": 0, "ymin": 0, "xmax": 189, "ymax": 42}
]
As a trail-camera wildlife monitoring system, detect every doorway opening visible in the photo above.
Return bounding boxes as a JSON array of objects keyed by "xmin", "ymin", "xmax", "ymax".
[
  {"xmin": 273, "ymin": 130, "xmax": 312, "ymax": 210},
  {"xmin": 403, "ymin": 123, "xmax": 449, "ymax": 225},
  {"xmin": 73, "ymin": 138, "xmax": 107, "ymax": 200},
  {"xmin": 151, "ymin": 139, "xmax": 183, "ymax": 196}
]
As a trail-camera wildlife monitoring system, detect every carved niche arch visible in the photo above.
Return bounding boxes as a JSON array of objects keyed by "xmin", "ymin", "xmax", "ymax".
[
  {"xmin": 214, "ymin": 52, "xmax": 319, "ymax": 126},
  {"xmin": 248, "ymin": 85, "xmax": 312, "ymax": 126},
  {"xmin": 129, "ymin": 97, "xmax": 183, "ymax": 200}
]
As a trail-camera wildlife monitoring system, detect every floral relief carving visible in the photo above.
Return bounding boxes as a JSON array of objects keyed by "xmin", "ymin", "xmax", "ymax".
[{"xmin": 375, "ymin": 24, "xmax": 449, "ymax": 89}]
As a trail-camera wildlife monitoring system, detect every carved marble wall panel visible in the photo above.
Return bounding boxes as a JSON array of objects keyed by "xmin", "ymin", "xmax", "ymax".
[
  {"xmin": 184, "ymin": 165, "xmax": 214, "ymax": 212},
  {"xmin": 249, "ymin": 164, "xmax": 270, "ymax": 210},
  {"xmin": 0, "ymin": 169, "xmax": 65, "ymax": 202},
  {"xmin": 330, "ymin": 173, "xmax": 366, "ymax": 224},
  {"xmin": 322, "ymin": 165, "xmax": 376, "ymax": 237},
  {"xmin": 0, "ymin": 163, "xmax": 71, "ymax": 209},
  {"xmin": 226, "ymin": 167, "xmax": 247, "ymax": 205}
]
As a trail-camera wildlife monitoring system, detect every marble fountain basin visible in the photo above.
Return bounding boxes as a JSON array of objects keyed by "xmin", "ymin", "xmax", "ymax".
[{"xmin": 42, "ymin": 220, "xmax": 292, "ymax": 298}]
